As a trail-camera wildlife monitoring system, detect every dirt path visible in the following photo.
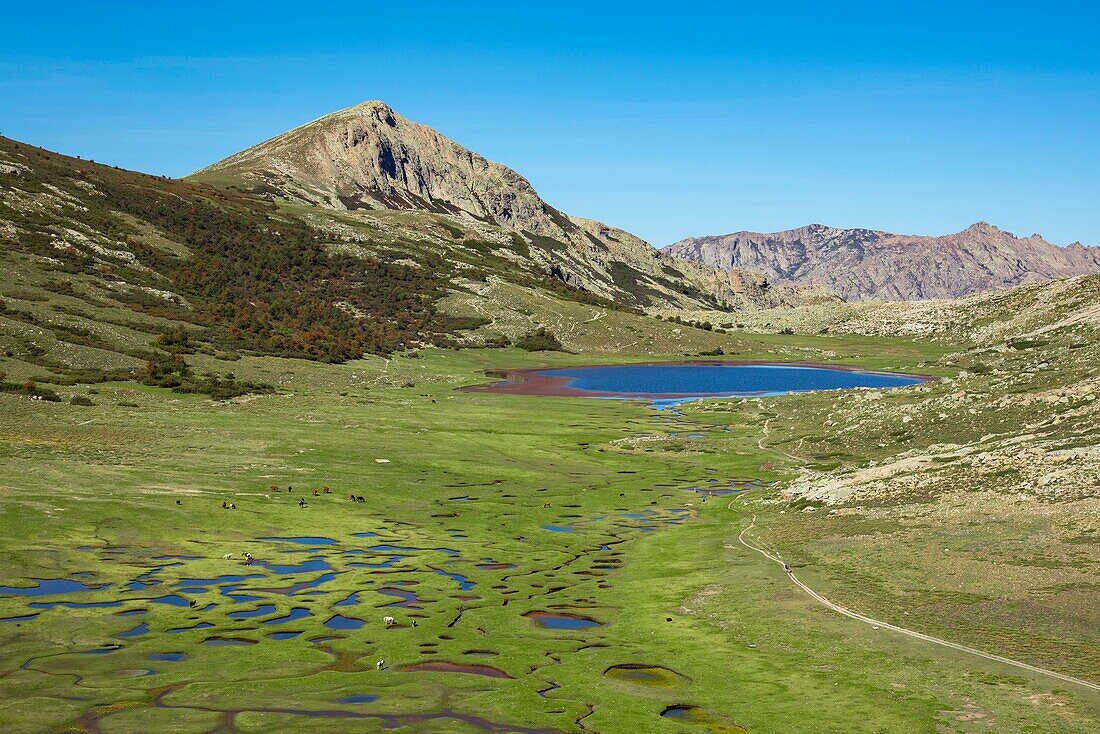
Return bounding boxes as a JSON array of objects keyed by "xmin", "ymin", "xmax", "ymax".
[
  {"xmin": 757, "ymin": 418, "xmax": 801, "ymax": 461},
  {"xmin": 736, "ymin": 514, "xmax": 1100, "ymax": 693}
]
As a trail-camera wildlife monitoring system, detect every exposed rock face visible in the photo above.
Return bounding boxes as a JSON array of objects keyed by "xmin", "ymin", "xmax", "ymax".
[
  {"xmin": 663, "ymin": 222, "xmax": 1100, "ymax": 301},
  {"xmin": 193, "ymin": 101, "xmax": 575, "ymax": 239},
  {"xmin": 190, "ymin": 101, "xmax": 828, "ymax": 312}
]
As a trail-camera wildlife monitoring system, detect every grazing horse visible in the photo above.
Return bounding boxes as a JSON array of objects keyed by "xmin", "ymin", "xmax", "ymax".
[
  {"xmin": 356, "ymin": 496, "xmax": 366, "ymax": 503},
  {"xmin": 298, "ymin": 498, "xmax": 306, "ymax": 508},
  {"xmin": 312, "ymin": 489, "xmax": 319, "ymax": 497},
  {"xmin": 222, "ymin": 553, "xmax": 232, "ymax": 560},
  {"xmin": 383, "ymin": 616, "xmax": 396, "ymax": 626},
  {"xmin": 376, "ymin": 660, "xmax": 385, "ymax": 670}
]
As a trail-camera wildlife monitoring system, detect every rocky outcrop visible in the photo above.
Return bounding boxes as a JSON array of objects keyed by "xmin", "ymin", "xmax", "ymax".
[{"xmin": 664, "ymin": 222, "xmax": 1100, "ymax": 301}]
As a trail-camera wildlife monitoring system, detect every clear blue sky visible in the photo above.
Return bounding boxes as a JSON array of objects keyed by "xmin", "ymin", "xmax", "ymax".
[{"xmin": 2, "ymin": 2, "xmax": 1098, "ymax": 246}]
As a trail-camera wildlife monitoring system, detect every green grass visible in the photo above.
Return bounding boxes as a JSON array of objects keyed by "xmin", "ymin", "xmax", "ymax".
[{"xmin": 0, "ymin": 346, "xmax": 1096, "ymax": 733}]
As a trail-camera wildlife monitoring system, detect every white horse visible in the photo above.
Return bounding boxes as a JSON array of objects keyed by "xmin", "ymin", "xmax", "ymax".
[
  {"xmin": 383, "ymin": 616, "xmax": 396, "ymax": 626},
  {"xmin": 222, "ymin": 553, "xmax": 232, "ymax": 560}
]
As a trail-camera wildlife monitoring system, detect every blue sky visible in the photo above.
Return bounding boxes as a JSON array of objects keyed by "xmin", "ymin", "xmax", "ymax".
[{"xmin": 2, "ymin": 2, "xmax": 1097, "ymax": 246}]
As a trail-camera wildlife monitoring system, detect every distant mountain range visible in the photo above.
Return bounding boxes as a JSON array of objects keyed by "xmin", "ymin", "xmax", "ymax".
[{"xmin": 663, "ymin": 222, "xmax": 1100, "ymax": 301}]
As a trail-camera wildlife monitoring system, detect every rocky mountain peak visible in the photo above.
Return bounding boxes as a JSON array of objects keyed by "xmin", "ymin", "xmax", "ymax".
[
  {"xmin": 961, "ymin": 221, "xmax": 1006, "ymax": 237},
  {"xmin": 190, "ymin": 100, "xmax": 564, "ymax": 236},
  {"xmin": 189, "ymin": 102, "xmax": 825, "ymax": 312}
]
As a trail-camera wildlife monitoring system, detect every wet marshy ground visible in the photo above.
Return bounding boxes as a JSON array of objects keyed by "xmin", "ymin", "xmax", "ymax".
[
  {"xmin": 524, "ymin": 611, "xmax": 603, "ymax": 630},
  {"xmin": 1, "ymin": 454, "xmax": 751, "ymax": 733},
  {"xmin": 605, "ymin": 663, "xmax": 690, "ymax": 688},
  {"xmin": 661, "ymin": 704, "xmax": 748, "ymax": 733}
]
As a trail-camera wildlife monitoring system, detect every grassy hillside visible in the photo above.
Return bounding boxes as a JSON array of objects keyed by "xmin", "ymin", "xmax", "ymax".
[
  {"xmin": 0, "ymin": 136, "xmax": 648, "ymax": 395},
  {"xmin": 678, "ymin": 276, "xmax": 1100, "ymax": 686}
]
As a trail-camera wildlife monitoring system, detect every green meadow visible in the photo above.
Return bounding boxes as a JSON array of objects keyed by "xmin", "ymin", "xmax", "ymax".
[{"xmin": 0, "ymin": 343, "xmax": 1096, "ymax": 733}]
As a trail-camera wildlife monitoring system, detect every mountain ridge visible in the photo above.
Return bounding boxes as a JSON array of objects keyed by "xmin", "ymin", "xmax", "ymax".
[
  {"xmin": 189, "ymin": 100, "xmax": 829, "ymax": 312},
  {"xmin": 663, "ymin": 221, "xmax": 1100, "ymax": 301}
]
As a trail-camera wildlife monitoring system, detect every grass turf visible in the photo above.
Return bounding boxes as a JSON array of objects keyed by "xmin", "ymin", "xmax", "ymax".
[{"xmin": 0, "ymin": 345, "xmax": 1096, "ymax": 733}]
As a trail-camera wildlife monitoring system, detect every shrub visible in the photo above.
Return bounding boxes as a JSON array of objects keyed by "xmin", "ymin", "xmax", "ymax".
[
  {"xmin": 483, "ymin": 334, "xmax": 512, "ymax": 349},
  {"xmin": 0, "ymin": 379, "xmax": 62, "ymax": 401},
  {"xmin": 515, "ymin": 328, "xmax": 564, "ymax": 352},
  {"xmin": 70, "ymin": 395, "xmax": 95, "ymax": 406},
  {"xmin": 157, "ymin": 326, "xmax": 198, "ymax": 353}
]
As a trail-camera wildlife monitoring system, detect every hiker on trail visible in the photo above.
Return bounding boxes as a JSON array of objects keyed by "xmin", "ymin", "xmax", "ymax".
[{"xmin": 287, "ymin": 486, "xmax": 293, "ymax": 493}]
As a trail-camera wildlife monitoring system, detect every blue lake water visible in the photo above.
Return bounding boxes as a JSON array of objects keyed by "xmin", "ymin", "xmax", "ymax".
[
  {"xmin": 537, "ymin": 363, "xmax": 923, "ymax": 400},
  {"xmin": 258, "ymin": 536, "xmax": 338, "ymax": 545},
  {"xmin": 149, "ymin": 652, "xmax": 186, "ymax": 662},
  {"xmin": 0, "ymin": 578, "xmax": 99, "ymax": 596},
  {"xmin": 325, "ymin": 614, "xmax": 365, "ymax": 630}
]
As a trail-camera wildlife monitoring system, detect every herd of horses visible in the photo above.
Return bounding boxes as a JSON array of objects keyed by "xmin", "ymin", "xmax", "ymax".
[{"xmin": 267, "ymin": 485, "xmax": 366, "ymax": 503}]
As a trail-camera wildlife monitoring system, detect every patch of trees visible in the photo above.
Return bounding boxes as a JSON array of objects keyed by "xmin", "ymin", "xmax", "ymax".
[
  {"xmin": 143, "ymin": 354, "xmax": 274, "ymax": 401},
  {"xmin": 515, "ymin": 327, "xmax": 564, "ymax": 352}
]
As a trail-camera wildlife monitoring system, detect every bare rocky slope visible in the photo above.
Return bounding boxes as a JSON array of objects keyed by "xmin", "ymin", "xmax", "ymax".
[
  {"xmin": 664, "ymin": 222, "xmax": 1100, "ymax": 301},
  {"xmin": 190, "ymin": 101, "xmax": 827, "ymax": 312}
]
